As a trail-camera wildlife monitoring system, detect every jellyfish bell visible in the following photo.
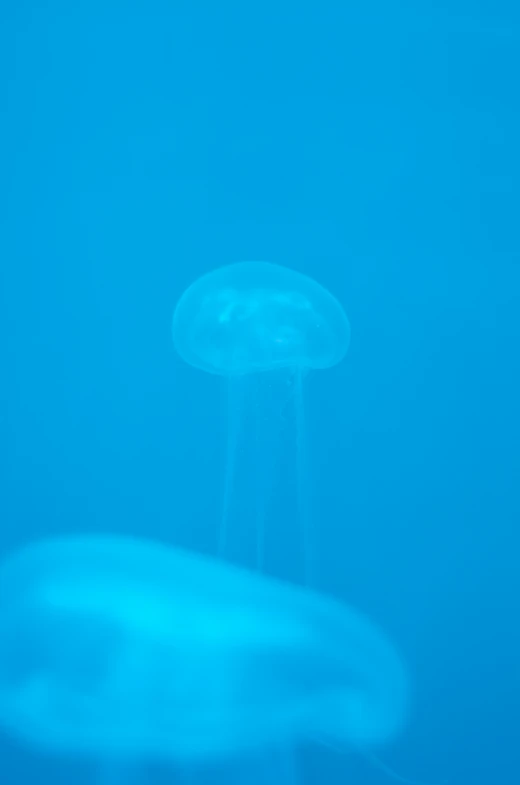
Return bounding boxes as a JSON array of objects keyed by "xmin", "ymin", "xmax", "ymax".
[
  {"xmin": 172, "ymin": 261, "xmax": 350, "ymax": 376},
  {"xmin": 0, "ymin": 533, "xmax": 407, "ymax": 782},
  {"xmin": 0, "ymin": 601, "xmax": 126, "ymax": 751},
  {"xmin": 172, "ymin": 261, "xmax": 350, "ymax": 576}
]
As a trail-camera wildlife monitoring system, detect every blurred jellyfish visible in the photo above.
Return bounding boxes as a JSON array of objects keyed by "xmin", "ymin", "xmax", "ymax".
[
  {"xmin": 0, "ymin": 534, "xmax": 407, "ymax": 784},
  {"xmin": 172, "ymin": 261, "xmax": 350, "ymax": 578}
]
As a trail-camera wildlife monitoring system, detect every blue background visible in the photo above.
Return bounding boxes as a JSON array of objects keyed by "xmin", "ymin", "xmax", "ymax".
[{"xmin": 0, "ymin": 2, "xmax": 519, "ymax": 784}]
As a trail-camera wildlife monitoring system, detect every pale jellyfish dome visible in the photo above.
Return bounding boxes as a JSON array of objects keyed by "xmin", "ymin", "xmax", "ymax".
[
  {"xmin": 172, "ymin": 261, "xmax": 351, "ymax": 376},
  {"xmin": 0, "ymin": 535, "xmax": 407, "ymax": 762}
]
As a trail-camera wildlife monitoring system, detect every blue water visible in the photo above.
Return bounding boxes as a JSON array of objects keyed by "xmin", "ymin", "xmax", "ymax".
[{"xmin": 0, "ymin": 3, "xmax": 519, "ymax": 784}]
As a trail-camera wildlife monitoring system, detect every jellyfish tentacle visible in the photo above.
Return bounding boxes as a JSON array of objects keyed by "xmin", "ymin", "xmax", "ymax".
[
  {"xmin": 251, "ymin": 374, "xmax": 281, "ymax": 573},
  {"xmin": 219, "ymin": 375, "xmax": 245, "ymax": 559},
  {"xmin": 251, "ymin": 370, "xmax": 298, "ymax": 573},
  {"xmin": 293, "ymin": 367, "xmax": 314, "ymax": 587},
  {"xmin": 252, "ymin": 375, "xmax": 266, "ymax": 572}
]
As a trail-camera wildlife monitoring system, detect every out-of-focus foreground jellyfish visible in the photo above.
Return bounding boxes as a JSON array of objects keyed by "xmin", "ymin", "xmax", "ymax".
[
  {"xmin": 0, "ymin": 534, "xmax": 407, "ymax": 784},
  {"xmin": 172, "ymin": 261, "xmax": 350, "ymax": 578}
]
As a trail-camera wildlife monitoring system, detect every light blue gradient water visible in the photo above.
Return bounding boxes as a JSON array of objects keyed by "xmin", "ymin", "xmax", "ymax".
[{"xmin": 0, "ymin": 3, "xmax": 518, "ymax": 784}]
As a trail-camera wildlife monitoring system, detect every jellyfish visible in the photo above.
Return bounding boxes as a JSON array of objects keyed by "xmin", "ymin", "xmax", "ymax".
[
  {"xmin": 0, "ymin": 533, "xmax": 407, "ymax": 784},
  {"xmin": 172, "ymin": 261, "xmax": 350, "ymax": 579}
]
